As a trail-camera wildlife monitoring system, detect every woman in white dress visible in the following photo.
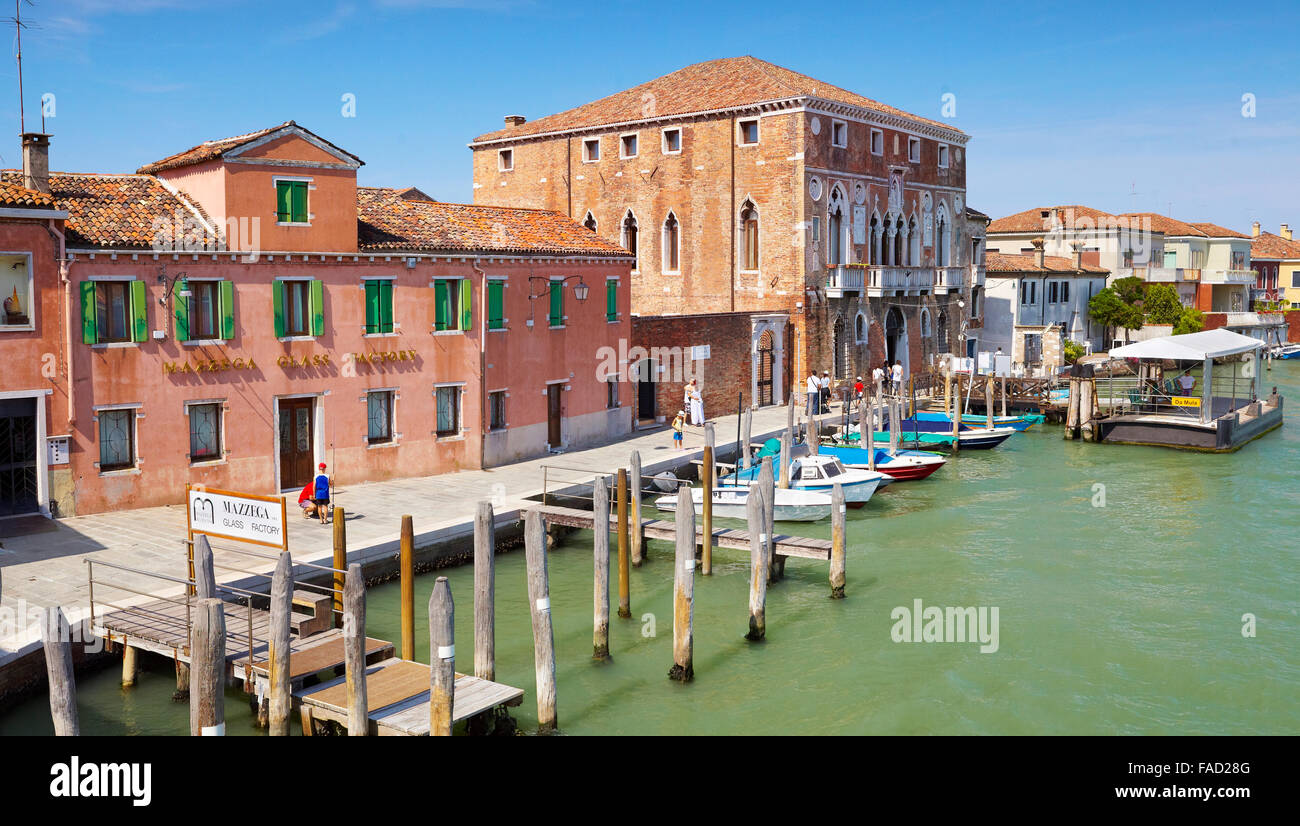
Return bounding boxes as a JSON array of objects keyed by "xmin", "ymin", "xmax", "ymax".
[{"xmin": 689, "ymin": 381, "xmax": 704, "ymax": 425}]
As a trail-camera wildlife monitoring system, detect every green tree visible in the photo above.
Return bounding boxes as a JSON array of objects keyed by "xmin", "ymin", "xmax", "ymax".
[
  {"xmin": 1173, "ymin": 306, "xmax": 1205, "ymax": 336},
  {"xmin": 1063, "ymin": 339, "xmax": 1086, "ymax": 364},
  {"xmin": 1112, "ymin": 275, "xmax": 1147, "ymax": 307},
  {"xmin": 1089, "ymin": 286, "xmax": 1145, "ymax": 346},
  {"xmin": 1144, "ymin": 283, "xmax": 1183, "ymax": 325}
]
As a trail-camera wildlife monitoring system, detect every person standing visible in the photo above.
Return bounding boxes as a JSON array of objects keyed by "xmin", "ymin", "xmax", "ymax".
[
  {"xmin": 689, "ymin": 381, "xmax": 704, "ymax": 425},
  {"xmin": 819, "ymin": 371, "xmax": 832, "ymax": 414},
  {"xmin": 312, "ymin": 462, "xmax": 331, "ymax": 525},
  {"xmin": 891, "ymin": 360, "xmax": 904, "ymax": 396},
  {"xmin": 672, "ymin": 409, "xmax": 685, "ymax": 449},
  {"xmin": 806, "ymin": 371, "xmax": 820, "ymax": 418},
  {"xmin": 872, "ymin": 362, "xmax": 886, "ymax": 397},
  {"xmin": 853, "ymin": 375, "xmax": 865, "ymax": 402}
]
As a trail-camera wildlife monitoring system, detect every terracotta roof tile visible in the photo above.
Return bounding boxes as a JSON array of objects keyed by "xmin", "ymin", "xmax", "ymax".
[
  {"xmin": 1186, "ymin": 221, "xmax": 1248, "ymax": 239},
  {"xmin": 0, "ymin": 178, "xmax": 56, "ymax": 209},
  {"xmin": 1251, "ymin": 231, "xmax": 1300, "ymax": 260},
  {"xmin": 2, "ymin": 170, "xmax": 215, "ymax": 248},
  {"xmin": 987, "ymin": 205, "xmax": 1122, "ymax": 233},
  {"xmin": 985, "ymin": 251, "xmax": 1108, "ymax": 274},
  {"xmin": 357, "ymin": 187, "xmax": 632, "ymax": 257},
  {"xmin": 137, "ymin": 120, "xmax": 362, "ymax": 174},
  {"xmin": 472, "ymin": 56, "xmax": 961, "ymax": 144}
]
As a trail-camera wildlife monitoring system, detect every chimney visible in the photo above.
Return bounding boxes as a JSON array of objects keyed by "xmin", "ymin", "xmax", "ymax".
[
  {"xmin": 1032, "ymin": 237, "xmax": 1045, "ymax": 269},
  {"xmin": 1071, "ymin": 242, "xmax": 1083, "ymax": 270},
  {"xmin": 504, "ymin": 115, "xmax": 526, "ymax": 128},
  {"xmin": 1252, "ymin": 221, "xmax": 1261, "ymax": 238},
  {"xmin": 21, "ymin": 132, "xmax": 50, "ymax": 194},
  {"xmin": 1282, "ymin": 223, "xmax": 1292, "ymax": 241}
]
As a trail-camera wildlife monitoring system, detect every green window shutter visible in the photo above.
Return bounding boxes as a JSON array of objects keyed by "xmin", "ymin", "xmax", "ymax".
[
  {"xmin": 488, "ymin": 281, "xmax": 504, "ymax": 329},
  {"xmin": 276, "ymin": 182, "xmax": 292, "ymax": 223},
  {"xmin": 460, "ymin": 279, "xmax": 472, "ymax": 331},
  {"xmin": 131, "ymin": 279, "xmax": 148, "ymax": 342},
  {"xmin": 219, "ymin": 280, "xmax": 235, "ymax": 340},
  {"xmin": 175, "ymin": 281, "xmax": 190, "ymax": 342},
  {"xmin": 380, "ymin": 280, "xmax": 393, "ymax": 333},
  {"xmin": 549, "ymin": 282, "xmax": 562, "ymax": 327},
  {"xmin": 606, "ymin": 280, "xmax": 617, "ymax": 322},
  {"xmin": 80, "ymin": 281, "xmax": 97, "ymax": 344},
  {"xmin": 272, "ymin": 280, "xmax": 286, "ymax": 338},
  {"xmin": 434, "ymin": 279, "xmax": 448, "ymax": 330},
  {"xmin": 364, "ymin": 280, "xmax": 379, "ymax": 334},
  {"xmin": 292, "ymin": 182, "xmax": 308, "ymax": 223},
  {"xmin": 310, "ymin": 279, "xmax": 325, "ymax": 336}
]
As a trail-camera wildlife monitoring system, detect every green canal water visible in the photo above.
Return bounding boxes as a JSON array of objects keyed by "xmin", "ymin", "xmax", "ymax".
[{"xmin": 4, "ymin": 364, "xmax": 1299, "ymax": 736}]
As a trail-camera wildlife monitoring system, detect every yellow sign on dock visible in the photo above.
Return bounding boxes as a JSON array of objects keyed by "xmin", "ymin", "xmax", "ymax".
[{"xmin": 1171, "ymin": 396, "xmax": 1202, "ymax": 408}]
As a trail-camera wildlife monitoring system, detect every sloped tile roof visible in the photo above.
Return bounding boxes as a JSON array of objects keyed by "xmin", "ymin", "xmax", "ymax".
[
  {"xmin": 0, "ymin": 178, "xmax": 56, "ymax": 209},
  {"xmin": 1251, "ymin": 230, "xmax": 1300, "ymax": 260},
  {"xmin": 472, "ymin": 56, "xmax": 961, "ymax": 144},
  {"xmin": 985, "ymin": 251, "xmax": 1109, "ymax": 274},
  {"xmin": 987, "ymin": 205, "xmax": 1122, "ymax": 233},
  {"xmin": 1186, "ymin": 221, "xmax": 1248, "ymax": 239},
  {"xmin": 357, "ymin": 187, "xmax": 632, "ymax": 257},
  {"xmin": 137, "ymin": 120, "xmax": 362, "ymax": 174},
  {"xmin": 1119, "ymin": 212, "xmax": 1208, "ymax": 237},
  {"xmin": 2, "ymin": 170, "xmax": 215, "ymax": 248}
]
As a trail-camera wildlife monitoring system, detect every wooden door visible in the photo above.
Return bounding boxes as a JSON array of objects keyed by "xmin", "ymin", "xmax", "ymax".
[
  {"xmin": 0, "ymin": 398, "xmax": 37, "ymax": 517},
  {"xmin": 278, "ymin": 399, "xmax": 315, "ymax": 490},
  {"xmin": 636, "ymin": 359, "xmax": 657, "ymax": 420},
  {"xmin": 547, "ymin": 385, "xmax": 563, "ymax": 448}
]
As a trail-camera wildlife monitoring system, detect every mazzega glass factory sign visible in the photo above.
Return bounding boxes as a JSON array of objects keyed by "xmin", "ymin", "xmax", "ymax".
[{"xmin": 187, "ymin": 485, "xmax": 286, "ymax": 548}]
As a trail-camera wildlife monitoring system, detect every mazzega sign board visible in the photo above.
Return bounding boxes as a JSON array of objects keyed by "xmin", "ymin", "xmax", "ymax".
[{"xmin": 187, "ymin": 485, "xmax": 286, "ymax": 549}]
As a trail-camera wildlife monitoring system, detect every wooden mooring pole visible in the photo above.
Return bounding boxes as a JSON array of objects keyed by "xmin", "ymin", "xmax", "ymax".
[
  {"xmin": 190, "ymin": 598, "xmax": 225, "ymax": 736},
  {"xmin": 759, "ymin": 456, "xmax": 778, "ymax": 584},
  {"xmin": 194, "ymin": 534, "xmax": 216, "ymax": 599},
  {"xmin": 669, "ymin": 482, "xmax": 695, "ymax": 682},
  {"xmin": 1065, "ymin": 377, "xmax": 1080, "ymax": 440},
  {"xmin": 343, "ymin": 562, "xmax": 368, "ymax": 736},
  {"xmin": 1000, "ymin": 375, "xmax": 1008, "ymax": 417},
  {"xmin": 630, "ymin": 450, "xmax": 644, "ymax": 567},
  {"xmin": 332, "ymin": 507, "xmax": 347, "ymax": 628},
  {"xmin": 778, "ymin": 428, "xmax": 791, "ymax": 488},
  {"xmin": 745, "ymin": 484, "xmax": 768, "ymax": 642},
  {"xmin": 268, "ymin": 551, "xmax": 293, "ymax": 736},
  {"xmin": 592, "ymin": 475, "xmax": 611, "ymax": 662},
  {"xmin": 740, "ymin": 408, "xmax": 753, "ymax": 470},
  {"xmin": 474, "ymin": 500, "xmax": 495, "ymax": 681},
  {"xmin": 400, "ymin": 514, "xmax": 415, "ymax": 660},
  {"xmin": 830, "ymin": 483, "xmax": 846, "ymax": 598},
  {"xmin": 428, "ymin": 577, "xmax": 454, "ymax": 737},
  {"xmin": 616, "ymin": 467, "xmax": 630, "ymax": 619},
  {"xmin": 41, "ymin": 607, "xmax": 79, "ymax": 736},
  {"xmin": 701, "ymin": 442, "xmax": 714, "ymax": 576},
  {"xmin": 986, "ymin": 375, "xmax": 996, "ymax": 429},
  {"xmin": 524, "ymin": 510, "xmax": 558, "ymax": 731}
]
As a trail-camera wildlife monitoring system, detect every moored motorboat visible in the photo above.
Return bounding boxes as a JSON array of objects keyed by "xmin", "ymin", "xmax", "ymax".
[
  {"xmin": 874, "ymin": 414, "xmax": 1017, "ymax": 450},
  {"xmin": 722, "ymin": 452, "xmax": 886, "ymax": 506},
  {"xmin": 818, "ymin": 443, "xmax": 946, "ymax": 481},
  {"xmin": 1268, "ymin": 342, "xmax": 1300, "ymax": 360},
  {"xmin": 913, "ymin": 410, "xmax": 1044, "ymax": 432},
  {"xmin": 654, "ymin": 485, "xmax": 832, "ymax": 522}
]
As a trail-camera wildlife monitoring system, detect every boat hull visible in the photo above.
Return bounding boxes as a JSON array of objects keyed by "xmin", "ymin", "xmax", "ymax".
[
  {"xmin": 819, "ymin": 445, "xmax": 945, "ymax": 481},
  {"xmin": 655, "ymin": 487, "xmax": 832, "ymax": 522}
]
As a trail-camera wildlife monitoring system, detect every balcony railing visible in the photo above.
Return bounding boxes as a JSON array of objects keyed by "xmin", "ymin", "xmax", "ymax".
[
  {"xmin": 970, "ymin": 264, "xmax": 985, "ymax": 287},
  {"xmin": 935, "ymin": 266, "xmax": 965, "ymax": 293},
  {"xmin": 825, "ymin": 266, "xmax": 864, "ymax": 297},
  {"xmin": 865, "ymin": 266, "xmax": 934, "ymax": 296},
  {"xmin": 1203, "ymin": 269, "xmax": 1255, "ymax": 285},
  {"xmin": 1132, "ymin": 266, "xmax": 1202, "ymax": 282}
]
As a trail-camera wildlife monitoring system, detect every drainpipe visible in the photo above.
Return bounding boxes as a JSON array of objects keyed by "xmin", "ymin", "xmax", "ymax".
[
  {"xmin": 472, "ymin": 258, "xmax": 488, "ymax": 467},
  {"xmin": 730, "ymin": 115, "xmax": 736, "ymax": 312},
  {"xmin": 47, "ymin": 219, "xmax": 73, "ymax": 427}
]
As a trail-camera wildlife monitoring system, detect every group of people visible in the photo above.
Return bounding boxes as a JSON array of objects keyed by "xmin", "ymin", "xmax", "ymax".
[
  {"xmin": 672, "ymin": 379, "xmax": 705, "ymax": 449},
  {"xmin": 808, "ymin": 361, "xmax": 907, "ymax": 414}
]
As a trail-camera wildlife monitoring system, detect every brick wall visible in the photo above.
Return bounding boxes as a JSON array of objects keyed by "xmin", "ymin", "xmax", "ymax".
[{"xmin": 1287, "ymin": 310, "xmax": 1300, "ymax": 343}]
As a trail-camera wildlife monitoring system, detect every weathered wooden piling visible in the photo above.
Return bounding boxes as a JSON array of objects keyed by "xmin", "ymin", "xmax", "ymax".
[
  {"xmin": 190, "ymin": 597, "xmax": 225, "ymax": 736},
  {"xmin": 524, "ymin": 510, "xmax": 557, "ymax": 731},
  {"xmin": 888, "ymin": 400, "xmax": 900, "ymax": 455},
  {"xmin": 745, "ymin": 485, "xmax": 768, "ymax": 641},
  {"xmin": 701, "ymin": 443, "xmax": 714, "ymax": 576},
  {"xmin": 986, "ymin": 375, "xmax": 996, "ymax": 429},
  {"xmin": 616, "ymin": 467, "xmax": 630, "ymax": 619},
  {"xmin": 830, "ymin": 484, "xmax": 846, "ymax": 599},
  {"xmin": 473, "ymin": 500, "xmax": 495, "ymax": 681},
  {"xmin": 1065, "ymin": 377, "xmax": 1080, "ymax": 439},
  {"xmin": 332, "ymin": 507, "xmax": 347, "ymax": 627},
  {"xmin": 592, "ymin": 475, "xmax": 611, "ymax": 662},
  {"xmin": 778, "ymin": 428, "xmax": 791, "ymax": 488},
  {"xmin": 740, "ymin": 408, "xmax": 753, "ymax": 469},
  {"xmin": 41, "ymin": 607, "xmax": 79, "ymax": 736},
  {"xmin": 1000, "ymin": 375, "xmax": 1008, "ymax": 417},
  {"xmin": 194, "ymin": 534, "xmax": 216, "ymax": 599},
  {"xmin": 950, "ymin": 377, "xmax": 962, "ymax": 453},
  {"xmin": 861, "ymin": 399, "xmax": 876, "ymax": 470},
  {"xmin": 121, "ymin": 645, "xmax": 137, "ymax": 688},
  {"xmin": 268, "ymin": 551, "xmax": 293, "ymax": 737},
  {"xmin": 669, "ymin": 483, "xmax": 695, "ymax": 682},
  {"xmin": 1080, "ymin": 378, "xmax": 1097, "ymax": 442},
  {"xmin": 428, "ymin": 577, "xmax": 455, "ymax": 737},
  {"xmin": 399, "ymin": 514, "xmax": 415, "ymax": 660},
  {"xmin": 809, "ymin": 412, "xmax": 820, "ymax": 455},
  {"xmin": 342, "ymin": 562, "xmax": 368, "ymax": 736},
  {"xmin": 630, "ymin": 450, "xmax": 644, "ymax": 566},
  {"xmin": 787, "ymin": 390, "xmax": 795, "ymax": 435},
  {"xmin": 758, "ymin": 456, "xmax": 777, "ymax": 583}
]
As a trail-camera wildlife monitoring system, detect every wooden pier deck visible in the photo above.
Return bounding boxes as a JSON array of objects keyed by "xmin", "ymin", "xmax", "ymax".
[
  {"xmin": 524, "ymin": 503, "xmax": 832, "ymax": 561},
  {"xmin": 297, "ymin": 658, "xmax": 525, "ymax": 736}
]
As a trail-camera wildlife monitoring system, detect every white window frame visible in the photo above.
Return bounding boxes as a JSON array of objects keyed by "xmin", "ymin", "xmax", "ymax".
[
  {"xmin": 92, "ymin": 402, "xmax": 143, "ymax": 475},
  {"xmin": 498, "ymin": 148, "xmax": 514, "ymax": 172},
  {"xmin": 661, "ymin": 127, "xmax": 682, "ymax": 155},
  {"xmin": 937, "ymin": 143, "xmax": 949, "ymax": 168},
  {"xmin": 184, "ymin": 398, "xmax": 228, "ymax": 465},
  {"xmin": 582, "ymin": 138, "xmax": 601, "ymax": 163},
  {"xmin": 619, "ymin": 132, "xmax": 639, "ymax": 159},
  {"xmin": 737, "ymin": 118, "xmax": 760, "ymax": 147},
  {"xmin": 831, "ymin": 119, "xmax": 848, "ymax": 149},
  {"xmin": 0, "ymin": 251, "xmax": 35, "ymax": 332},
  {"xmin": 434, "ymin": 382, "xmax": 467, "ymax": 440},
  {"xmin": 908, "ymin": 137, "xmax": 921, "ymax": 163},
  {"xmin": 88, "ymin": 274, "xmax": 142, "ymax": 349},
  {"xmin": 272, "ymin": 175, "xmax": 315, "ymax": 226},
  {"xmin": 870, "ymin": 128, "xmax": 884, "ymax": 156},
  {"xmin": 276, "ymin": 276, "xmax": 317, "ymax": 342},
  {"xmin": 365, "ymin": 387, "xmax": 400, "ymax": 448}
]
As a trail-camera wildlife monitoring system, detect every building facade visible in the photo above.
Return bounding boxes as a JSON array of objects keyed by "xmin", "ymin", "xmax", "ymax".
[
  {"xmin": 468, "ymin": 57, "xmax": 981, "ymax": 416},
  {"xmin": 1, "ymin": 123, "xmax": 632, "ymax": 518},
  {"xmin": 1250, "ymin": 223, "xmax": 1300, "ymax": 308}
]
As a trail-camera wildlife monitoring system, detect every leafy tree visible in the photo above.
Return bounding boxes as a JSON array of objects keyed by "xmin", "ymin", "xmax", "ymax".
[
  {"xmin": 1063, "ymin": 339, "xmax": 1086, "ymax": 364},
  {"xmin": 1173, "ymin": 306, "xmax": 1205, "ymax": 336},
  {"xmin": 1089, "ymin": 286, "xmax": 1144, "ymax": 346},
  {"xmin": 1144, "ymin": 283, "xmax": 1183, "ymax": 325},
  {"xmin": 1112, "ymin": 275, "xmax": 1147, "ymax": 307}
]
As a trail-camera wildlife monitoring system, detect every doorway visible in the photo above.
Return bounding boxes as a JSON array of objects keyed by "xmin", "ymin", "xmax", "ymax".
[
  {"xmin": 756, "ymin": 330, "xmax": 774, "ymax": 407},
  {"xmin": 635, "ymin": 359, "xmax": 657, "ymax": 421},
  {"xmin": 547, "ymin": 383, "xmax": 563, "ymax": 449},
  {"xmin": 0, "ymin": 398, "xmax": 37, "ymax": 517},
  {"xmin": 278, "ymin": 398, "xmax": 315, "ymax": 491}
]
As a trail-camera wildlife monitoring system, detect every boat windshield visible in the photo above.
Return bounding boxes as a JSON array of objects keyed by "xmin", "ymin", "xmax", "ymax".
[{"xmin": 821, "ymin": 459, "xmax": 845, "ymax": 478}]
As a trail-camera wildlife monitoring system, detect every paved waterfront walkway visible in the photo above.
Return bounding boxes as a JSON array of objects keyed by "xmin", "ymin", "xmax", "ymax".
[{"xmin": 0, "ymin": 404, "xmax": 798, "ymax": 662}]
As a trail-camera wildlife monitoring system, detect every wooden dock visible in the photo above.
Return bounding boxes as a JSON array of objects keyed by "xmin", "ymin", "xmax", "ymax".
[
  {"xmin": 297, "ymin": 658, "xmax": 525, "ymax": 736},
  {"xmin": 524, "ymin": 503, "xmax": 832, "ymax": 561}
]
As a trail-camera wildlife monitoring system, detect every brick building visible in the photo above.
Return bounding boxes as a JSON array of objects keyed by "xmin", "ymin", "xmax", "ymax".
[
  {"xmin": 468, "ymin": 57, "xmax": 983, "ymax": 415},
  {"xmin": 0, "ymin": 123, "xmax": 632, "ymax": 518}
]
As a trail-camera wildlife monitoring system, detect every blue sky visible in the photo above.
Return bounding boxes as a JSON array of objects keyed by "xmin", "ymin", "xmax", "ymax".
[{"xmin": 9, "ymin": 0, "xmax": 1299, "ymax": 232}]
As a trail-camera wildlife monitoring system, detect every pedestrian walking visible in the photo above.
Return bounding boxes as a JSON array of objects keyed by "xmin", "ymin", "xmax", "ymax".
[
  {"xmin": 312, "ymin": 462, "xmax": 332, "ymax": 525},
  {"xmin": 688, "ymin": 380, "xmax": 704, "ymax": 425},
  {"xmin": 672, "ymin": 409, "xmax": 686, "ymax": 449},
  {"xmin": 820, "ymin": 370, "xmax": 832, "ymax": 414},
  {"xmin": 806, "ymin": 371, "xmax": 820, "ymax": 418},
  {"xmin": 891, "ymin": 360, "xmax": 904, "ymax": 396}
]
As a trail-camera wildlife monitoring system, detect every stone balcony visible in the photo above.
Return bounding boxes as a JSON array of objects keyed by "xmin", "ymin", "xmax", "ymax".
[
  {"xmin": 865, "ymin": 265, "xmax": 934, "ymax": 297},
  {"xmin": 1134, "ymin": 265, "xmax": 1199, "ymax": 283},
  {"xmin": 825, "ymin": 266, "xmax": 864, "ymax": 298},
  {"xmin": 935, "ymin": 266, "xmax": 966, "ymax": 295},
  {"xmin": 1203, "ymin": 269, "xmax": 1255, "ymax": 285}
]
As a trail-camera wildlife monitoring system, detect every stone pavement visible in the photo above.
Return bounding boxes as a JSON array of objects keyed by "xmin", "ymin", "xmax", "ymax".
[{"xmin": 0, "ymin": 403, "xmax": 799, "ymax": 663}]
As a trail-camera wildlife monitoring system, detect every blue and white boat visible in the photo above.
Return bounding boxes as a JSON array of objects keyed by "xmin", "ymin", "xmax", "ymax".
[
  {"xmin": 655, "ymin": 485, "xmax": 832, "ymax": 522},
  {"xmin": 819, "ymin": 443, "xmax": 946, "ymax": 481},
  {"xmin": 722, "ymin": 452, "xmax": 887, "ymax": 507},
  {"xmin": 912, "ymin": 410, "xmax": 1044, "ymax": 432},
  {"xmin": 1268, "ymin": 343, "xmax": 1300, "ymax": 360}
]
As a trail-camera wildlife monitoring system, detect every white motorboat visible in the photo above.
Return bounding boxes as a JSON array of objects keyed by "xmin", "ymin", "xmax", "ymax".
[{"xmin": 655, "ymin": 485, "xmax": 832, "ymax": 522}]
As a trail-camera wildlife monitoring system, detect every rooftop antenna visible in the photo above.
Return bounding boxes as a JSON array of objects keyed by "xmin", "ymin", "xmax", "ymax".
[
  {"xmin": 1128, "ymin": 181, "xmax": 1140, "ymax": 213},
  {"xmin": 7, "ymin": 0, "xmax": 35, "ymax": 133}
]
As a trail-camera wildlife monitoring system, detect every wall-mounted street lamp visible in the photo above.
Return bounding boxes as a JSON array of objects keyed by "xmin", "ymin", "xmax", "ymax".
[
  {"xmin": 156, "ymin": 264, "xmax": 190, "ymax": 306},
  {"xmin": 525, "ymin": 275, "xmax": 589, "ymax": 327}
]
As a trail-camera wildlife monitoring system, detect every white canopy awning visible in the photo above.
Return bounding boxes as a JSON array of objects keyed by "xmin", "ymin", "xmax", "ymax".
[{"xmin": 1109, "ymin": 328, "xmax": 1264, "ymax": 361}]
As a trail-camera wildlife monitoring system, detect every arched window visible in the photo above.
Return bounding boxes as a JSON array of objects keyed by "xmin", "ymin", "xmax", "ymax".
[
  {"xmin": 936, "ymin": 206, "xmax": 949, "ymax": 267},
  {"xmin": 740, "ymin": 200, "xmax": 759, "ymax": 271},
  {"xmin": 869, "ymin": 214, "xmax": 881, "ymax": 265},
  {"xmin": 621, "ymin": 210, "xmax": 638, "ymax": 271},
  {"xmin": 855, "ymin": 312, "xmax": 867, "ymax": 343},
  {"xmin": 908, "ymin": 216, "xmax": 919, "ymax": 265},
  {"xmin": 936, "ymin": 311, "xmax": 948, "ymax": 352},
  {"xmin": 662, "ymin": 211, "xmax": 680, "ymax": 272},
  {"xmin": 892, "ymin": 215, "xmax": 905, "ymax": 266},
  {"xmin": 920, "ymin": 308, "xmax": 931, "ymax": 337},
  {"xmin": 828, "ymin": 186, "xmax": 846, "ymax": 267},
  {"xmin": 583, "ymin": 211, "xmax": 597, "ymax": 232}
]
